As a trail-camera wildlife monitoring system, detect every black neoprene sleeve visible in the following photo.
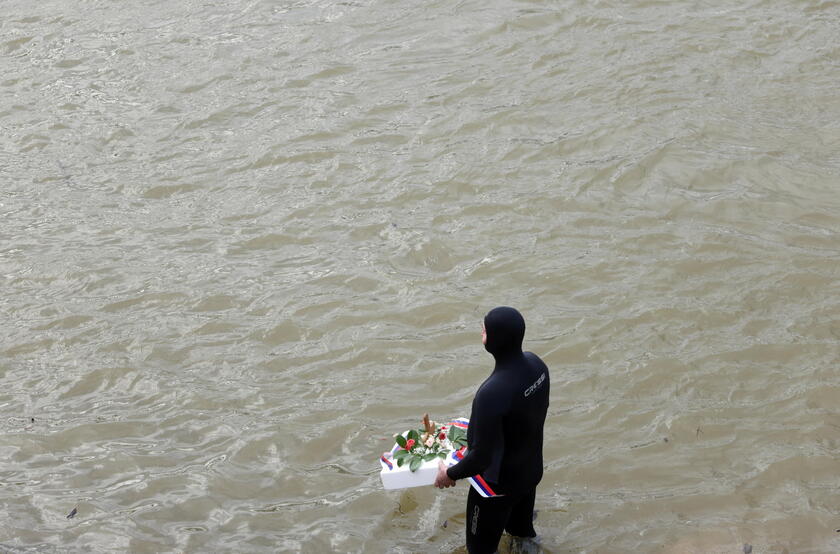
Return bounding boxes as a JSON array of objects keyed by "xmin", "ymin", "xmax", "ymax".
[{"xmin": 446, "ymin": 385, "xmax": 505, "ymax": 481}]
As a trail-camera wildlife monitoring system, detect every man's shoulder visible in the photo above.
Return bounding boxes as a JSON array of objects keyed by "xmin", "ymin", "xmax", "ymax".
[
  {"xmin": 475, "ymin": 373, "xmax": 513, "ymax": 400},
  {"xmin": 473, "ymin": 377, "xmax": 514, "ymax": 416},
  {"xmin": 524, "ymin": 351, "xmax": 549, "ymax": 373}
]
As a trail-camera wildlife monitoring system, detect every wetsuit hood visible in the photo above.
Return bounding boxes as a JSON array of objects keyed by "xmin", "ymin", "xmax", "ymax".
[{"xmin": 483, "ymin": 306, "xmax": 525, "ymax": 361}]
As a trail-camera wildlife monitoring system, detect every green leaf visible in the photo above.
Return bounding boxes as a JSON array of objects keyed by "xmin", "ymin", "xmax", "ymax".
[
  {"xmin": 397, "ymin": 457, "xmax": 404, "ymax": 467},
  {"xmin": 438, "ymin": 451, "xmax": 447, "ymax": 459},
  {"xmin": 394, "ymin": 434, "xmax": 407, "ymax": 448},
  {"xmin": 394, "ymin": 449, "xmax": 409, "ymax": 460},
  {"xmin": 449, "ymin": 426, "xmax": 465, "ymax": 443},
  {"xmin": 407, "ymin": 429, "xmax": 419, "ymax": 441},
  {"xmin": 423, "ymin": 453, "xmax": 437, "ymax": 462},
  {"xmin": 448, "ymin": 426, "xmax": 467, "ymax": 448},
  {"xmin": 409, "ymin": 456, "xmax": 422, "ymax": 472}
]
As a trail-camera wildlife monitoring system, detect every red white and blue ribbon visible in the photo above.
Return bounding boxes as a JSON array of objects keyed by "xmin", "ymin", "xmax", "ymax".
[
  {"xmin": 449, "ymin": 417, "xmax": 469, "ymax": 429},
  {"xmin": 380, "ymin": 436, "xmax": 402, "ymax": 471},
  {"xmin": 447, "ymin": 445, "xmax": 501, "ymax": 498}
]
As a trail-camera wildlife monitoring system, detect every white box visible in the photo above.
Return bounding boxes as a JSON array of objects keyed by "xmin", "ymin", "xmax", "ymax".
[
  {"xmin": 379, "ymin": 418, "xmax": 468, "ymax": 490},
  {"xmin": 379, "ymin": 452, "xmax": 446, "ymax": 489}
]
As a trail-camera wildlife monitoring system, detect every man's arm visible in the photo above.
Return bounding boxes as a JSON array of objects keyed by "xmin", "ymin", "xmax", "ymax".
[{"xmin": 446, "ymin": 385, "xmax": 505, "ymax": 481}]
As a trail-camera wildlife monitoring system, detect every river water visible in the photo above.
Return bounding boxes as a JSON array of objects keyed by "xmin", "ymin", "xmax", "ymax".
[{"xmin": 2, "ymin": 0, "xmax": 839, "ymax": 552}]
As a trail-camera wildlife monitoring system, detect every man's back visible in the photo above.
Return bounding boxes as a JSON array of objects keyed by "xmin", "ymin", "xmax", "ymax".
[
  {"xmin": 467, "ymin": 350, "xmax": 550, "ymax": 492},
  {"xmin": 496, "ymin": 351, "xmax": 550, "ymax": 490}
]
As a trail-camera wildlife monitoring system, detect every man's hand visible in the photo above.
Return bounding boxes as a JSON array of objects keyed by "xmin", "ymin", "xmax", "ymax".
[{"xmin": 434, "ymin": 460, "xmax": 456, "ymax": 489}]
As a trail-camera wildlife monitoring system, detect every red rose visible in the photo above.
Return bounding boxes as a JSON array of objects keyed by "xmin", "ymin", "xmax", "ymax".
[
  {"xmin": 438, "ymin": 432, "xmax": 446, "ymax": 440},
  {"xmin": 405, "ymin": 439, "xmax": 415, "ymax": 450}
]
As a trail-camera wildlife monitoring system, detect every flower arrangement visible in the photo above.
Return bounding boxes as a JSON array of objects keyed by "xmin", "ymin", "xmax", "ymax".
[{"xmin": 392, "ymin": 413, "xmax": 468, "ymax": 472}]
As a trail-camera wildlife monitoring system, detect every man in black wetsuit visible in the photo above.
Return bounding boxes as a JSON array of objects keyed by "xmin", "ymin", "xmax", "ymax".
[{"xmin": 434, "ymin": 306, "xmax": 550, "ymax": 553}]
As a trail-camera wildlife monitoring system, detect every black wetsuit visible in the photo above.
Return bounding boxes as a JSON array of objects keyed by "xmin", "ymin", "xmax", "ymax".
[{"xmin": 446, "ymin": 307, "xmax": 550, "ymax": 554}]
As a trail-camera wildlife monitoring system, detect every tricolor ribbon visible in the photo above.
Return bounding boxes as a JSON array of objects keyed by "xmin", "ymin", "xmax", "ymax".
[
  {"xmin": 380, "ymin": 438, "xmax": 402, "ymax": 471},
  {"xmin": 449, "ymin": 418, "xmax": 469, "ymax": 429}
]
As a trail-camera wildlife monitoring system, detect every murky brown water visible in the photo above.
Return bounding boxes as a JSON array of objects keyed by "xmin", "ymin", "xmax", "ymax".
[{"xmin": 2, "ymin": 0, "xmax": 840, "ymax": 552}]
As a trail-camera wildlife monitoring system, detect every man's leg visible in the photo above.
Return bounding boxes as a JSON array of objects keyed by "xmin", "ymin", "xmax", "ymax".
[
  {"xmin": 465, "ymin": 486, "xmax": 513, "ymax": 554},
  {"xmin": 503, "ymin": 487, "xmax": 537, "ymax": 538}
]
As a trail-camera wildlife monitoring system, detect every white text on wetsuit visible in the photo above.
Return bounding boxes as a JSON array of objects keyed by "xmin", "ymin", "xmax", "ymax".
[{"xmin": 524, "ymin": 372, "xmax": 546, "ymax": 397}]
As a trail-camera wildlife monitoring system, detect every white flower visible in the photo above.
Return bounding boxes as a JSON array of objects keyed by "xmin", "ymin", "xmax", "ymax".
[{"xmin": 424, "ymin": 436, "xmax": 435, "ymax": 447}]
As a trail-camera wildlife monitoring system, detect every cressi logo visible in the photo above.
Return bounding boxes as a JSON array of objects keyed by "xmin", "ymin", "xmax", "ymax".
[
  {"xmin": 471, "ymin": 505, "xmax": 480, "ymax": 535},
  {"xmin": 524, "ymin": 372, "xmax": 546, "ymax": 397}
]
